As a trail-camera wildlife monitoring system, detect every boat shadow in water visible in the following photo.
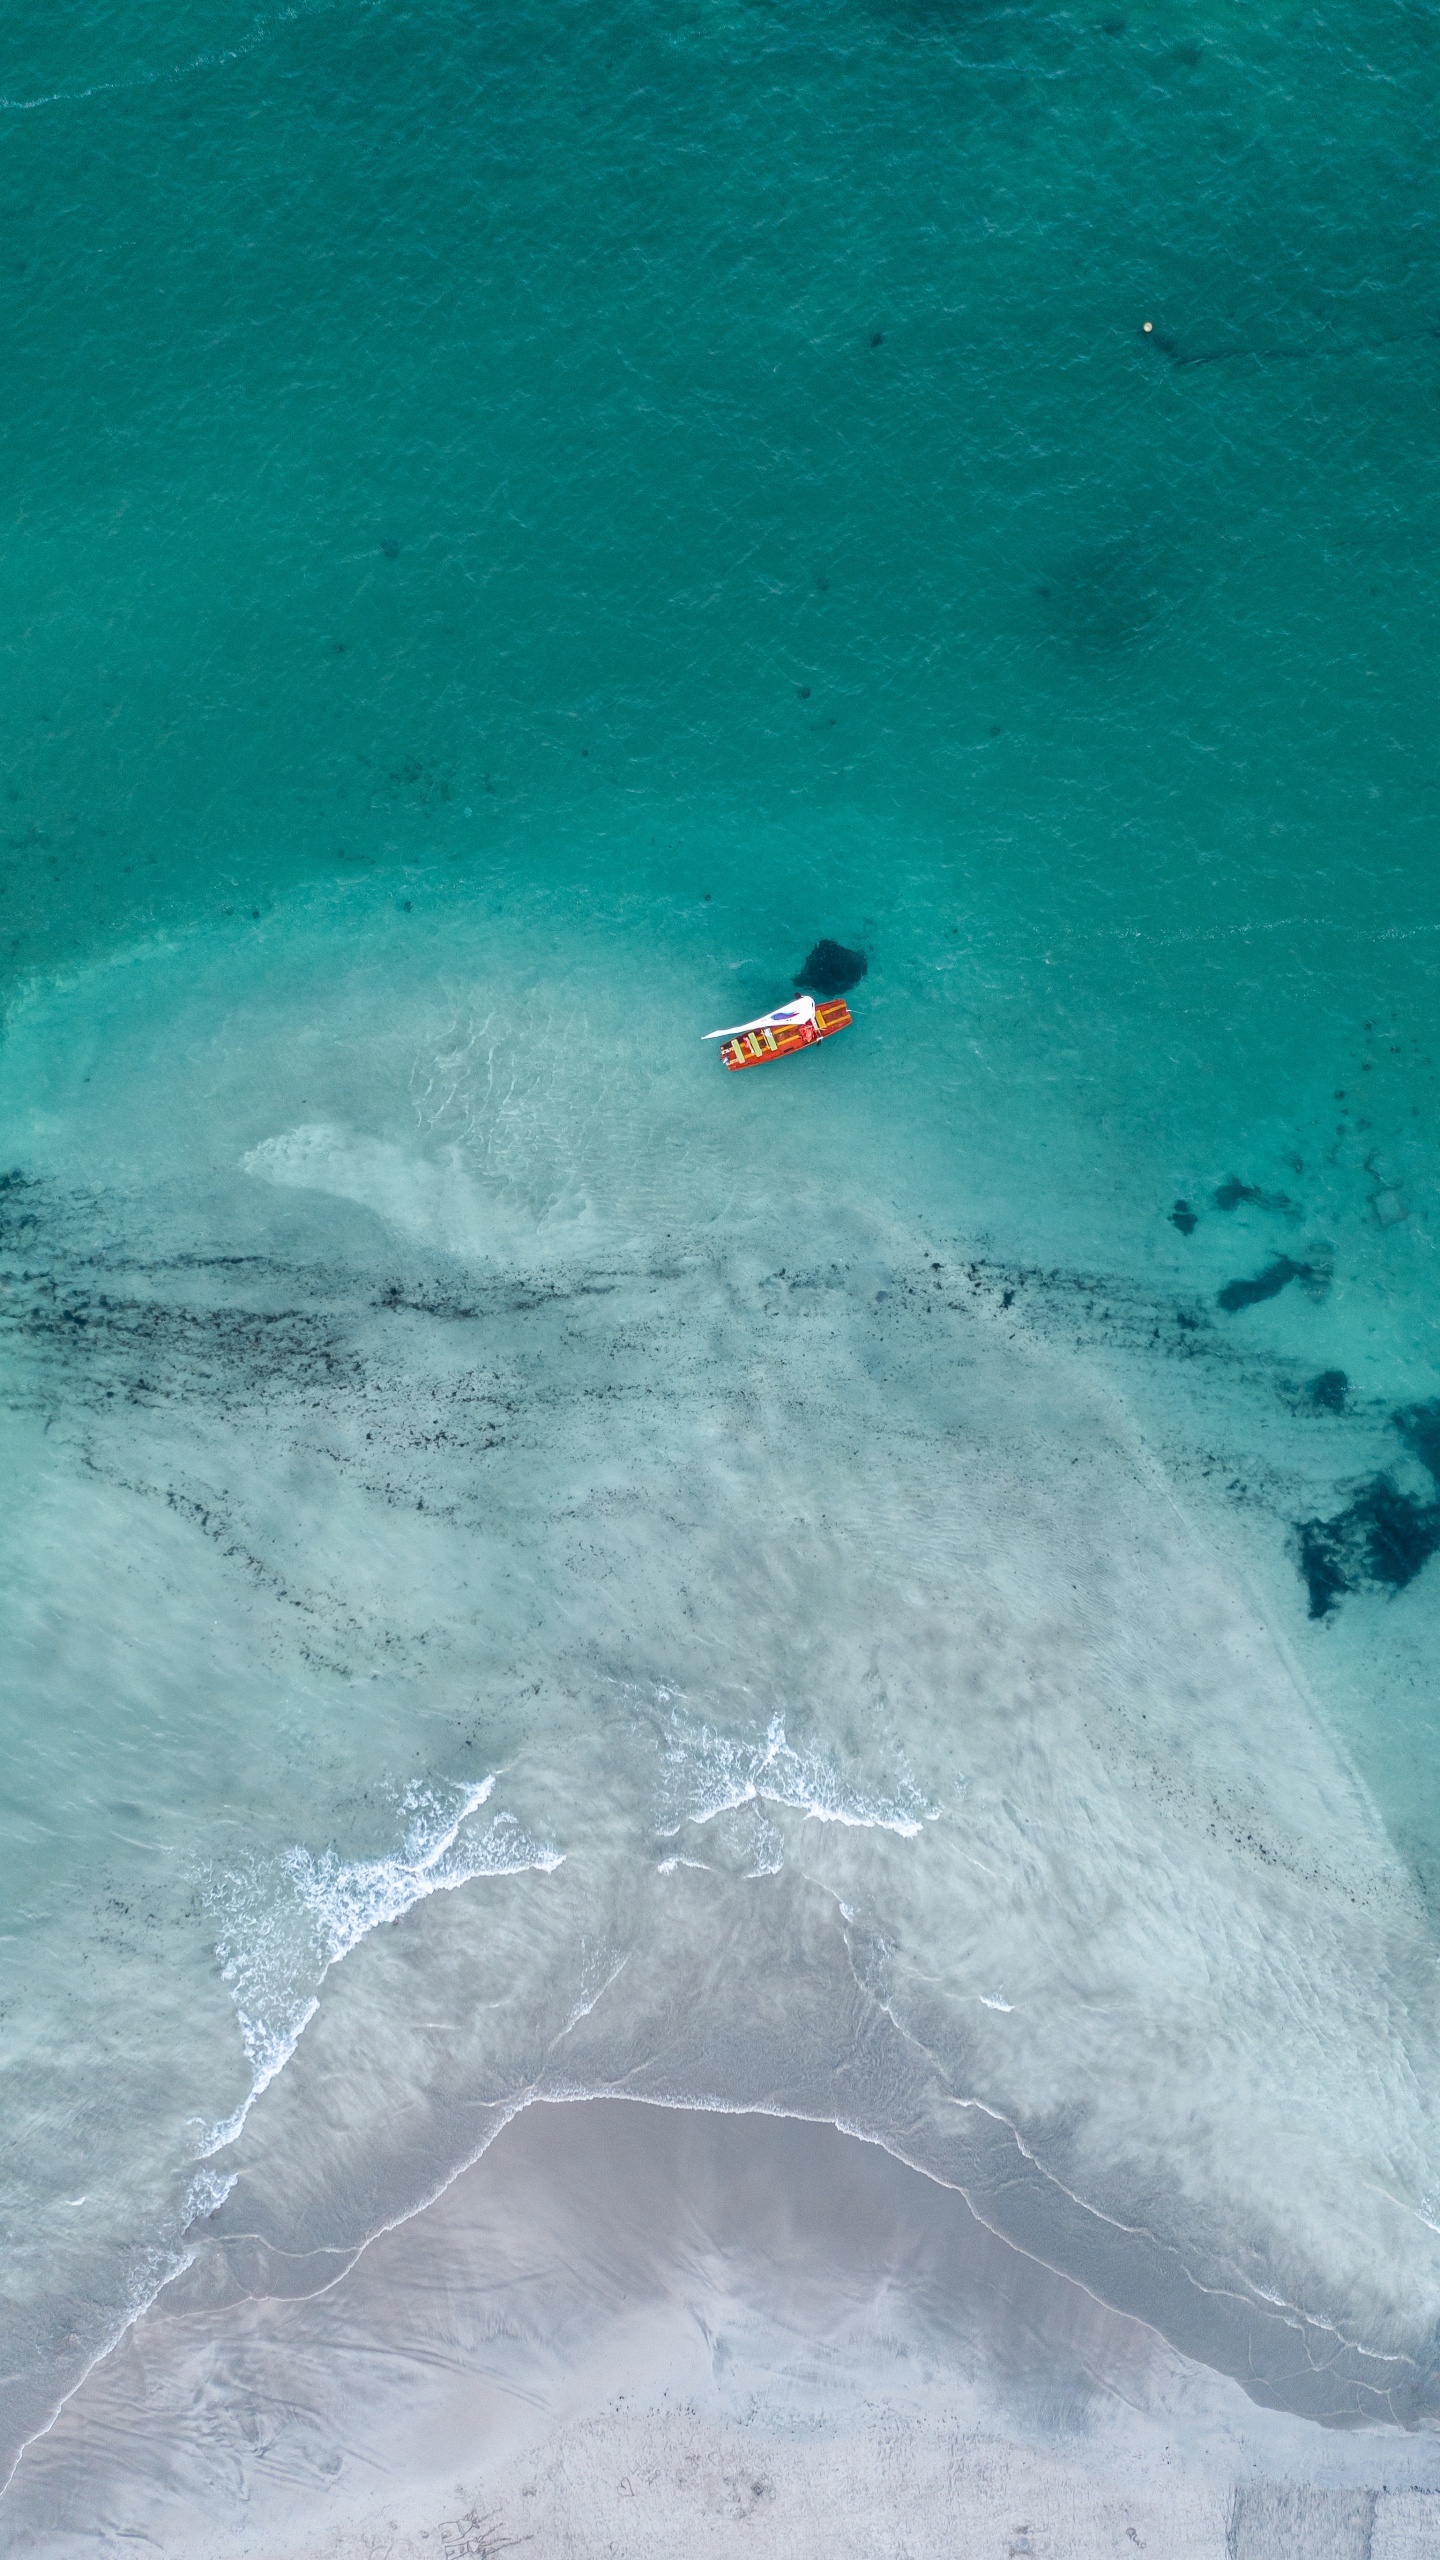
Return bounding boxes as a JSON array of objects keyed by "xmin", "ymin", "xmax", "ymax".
[{"xmin": 794, "ymin": 938, "xmax": 868, "ymax": 998}]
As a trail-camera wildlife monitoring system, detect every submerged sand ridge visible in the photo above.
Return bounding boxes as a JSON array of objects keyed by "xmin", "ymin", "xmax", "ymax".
[
  {"xmin": 3, "ymin": 895, "xmax": 1440, "ymax": 2509},
  {"xmin": 8, "ymin": 2102, "xmax": 1440, "ymax": 2559}
]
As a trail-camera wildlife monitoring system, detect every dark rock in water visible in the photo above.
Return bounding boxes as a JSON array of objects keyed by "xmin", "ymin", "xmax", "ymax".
[
  {"xmin": 1395, "ymin": 1399, "xmax": 1440, "ymax": 1484},
  {"xmin": 1310, "ymin": 1369, "xmax": 1348, "ymax": 1413},
  {"xmin": 1214, "ymin": 1175, "xmax": 1294, "ymax": 1214},
  {"xmin": 795, "ymin": 939, "xmax": 868, "ymax": 998},
  {"xmin": 1294, "ymin": 1514, "xmax": 1356, "ymax": 1618},
  {"xmin": 1217, "ymin": 1257, "xmax": 1310, "ymax": 1313},
  {"xmin": 1295, "ymin": 1477, "xmax": 1440, "ymax": 1618},
  {"xmin": 1169, "ymin": 1200, "xmax": 1197, "ymax": 1236}
]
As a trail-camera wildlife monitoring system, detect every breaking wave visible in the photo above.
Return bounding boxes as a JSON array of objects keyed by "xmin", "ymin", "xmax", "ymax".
[
  {"xmin": 202, "ymin": 1779, "xmax": 563, "ymax": 2154},
  {"xmin": 658, "ymin": 1704, "xmax": 938, "ymax": 1845}
]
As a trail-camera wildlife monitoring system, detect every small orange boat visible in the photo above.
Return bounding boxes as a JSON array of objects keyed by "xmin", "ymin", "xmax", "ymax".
[{"xmin": 702, "ymin": 993, "xmax": 852, "ymax": 1071}]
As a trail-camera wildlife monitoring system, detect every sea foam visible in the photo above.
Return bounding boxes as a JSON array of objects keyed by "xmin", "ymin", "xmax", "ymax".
[
  {"xmin": 659, "ymin": 1703, "xmax": 937, "ymax": 1843},
  {"xmin": 202, "ymin": 1780, "xmax": 562, "ymax": 2154}
]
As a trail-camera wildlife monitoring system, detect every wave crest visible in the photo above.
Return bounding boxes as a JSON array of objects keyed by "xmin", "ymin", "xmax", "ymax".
[
  {"xmin": 202, "ymin": 1779, "xmax": 562, "ymax": 2154},
  {"xmin": 660, "ymin": 1706, "xmax": 937, "ymax": 1845}
]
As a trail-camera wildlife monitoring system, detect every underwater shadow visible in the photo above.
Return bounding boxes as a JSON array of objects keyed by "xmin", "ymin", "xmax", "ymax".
[{"xmin": 1032, "ymin": 531, "xmax": 1192, "ymax": 661}]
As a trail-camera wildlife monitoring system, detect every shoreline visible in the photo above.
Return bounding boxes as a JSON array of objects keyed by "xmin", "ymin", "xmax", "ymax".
[{"xmin": 7, "ymin": 2097, "xmax": 1438, "ymax": 2557}]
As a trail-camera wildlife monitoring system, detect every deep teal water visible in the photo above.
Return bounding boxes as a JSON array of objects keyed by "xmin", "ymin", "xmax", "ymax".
[{"xmin": 4, "ymin": 0, "xmax": 1440, "ymax": 2508}]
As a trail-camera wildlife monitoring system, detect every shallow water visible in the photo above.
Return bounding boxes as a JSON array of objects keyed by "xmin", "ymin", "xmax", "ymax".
[{"xmin": 3, "ymin": 0, "xmax": 1440, "ymax": 2511}]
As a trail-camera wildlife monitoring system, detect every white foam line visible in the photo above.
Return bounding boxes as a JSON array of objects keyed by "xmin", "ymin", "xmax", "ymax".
[
  {"xmin": 201, "ymin": 1777, "xmax": 563, "ymax": 2158},
  {"xmin": 662, "ymin": 1708, "xmax": 937, "ymax": 1842},
  {"xmin": 0, "ymin": 2236, "xmax": 198, "ymax": 2502},
  {"xmin": 0, "ymin": 1777, "xmax": 564, "ymax": 2508},
  {"xmin": 827, "ymin": 1908, "xmax": 1421, "ymax": 2393}
]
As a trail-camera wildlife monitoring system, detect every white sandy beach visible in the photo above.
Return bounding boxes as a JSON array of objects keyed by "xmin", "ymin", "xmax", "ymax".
[{"xmin": 8, "ymin": 2098, "xmax": 1439, "ymax": 2559}]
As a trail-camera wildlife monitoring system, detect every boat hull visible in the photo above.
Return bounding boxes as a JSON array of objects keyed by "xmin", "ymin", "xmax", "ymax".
[{"xmin": 719, "ymin": 998, "xmax": 852, "ymax": 1070}]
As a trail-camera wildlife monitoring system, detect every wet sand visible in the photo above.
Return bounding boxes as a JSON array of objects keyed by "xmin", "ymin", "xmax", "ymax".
[{"xmin": 8, "ymin": 2098, "xmax": 1439, "ymax": 2557}]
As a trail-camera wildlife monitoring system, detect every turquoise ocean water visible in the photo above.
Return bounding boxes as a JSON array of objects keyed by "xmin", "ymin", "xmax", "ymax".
[{"xmin": 5, "ymin": 0, "xmax": 1440, "ymax": 2505}]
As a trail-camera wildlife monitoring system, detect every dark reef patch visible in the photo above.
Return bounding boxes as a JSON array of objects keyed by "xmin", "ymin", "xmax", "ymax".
[
  {"xmin": 795, "ymin": 939, "xmax": 868, "ymax": 998},
  {"xmin": 1395, "ymin": 1399, "xmax": 1440, "ymax": 1485},
  {"xmin": 9, "ymin": 1170, "xmax": 1421, "ymax": 1654},
  {"xmin": 1217, "ymin": 1257, "xmax": 1312, "ymax": 1314},
  {"xmin": 1169, "ymin": 1200, "xmax": 1197, "ymax": 1235},
  {"xmin": 1213, "ymin": 1176, "xmax": 1294, "ymax": 1215},
  {"xmin": 1295, "ymin": 1479, "xmax": 1440, "ymax": 1619}
]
